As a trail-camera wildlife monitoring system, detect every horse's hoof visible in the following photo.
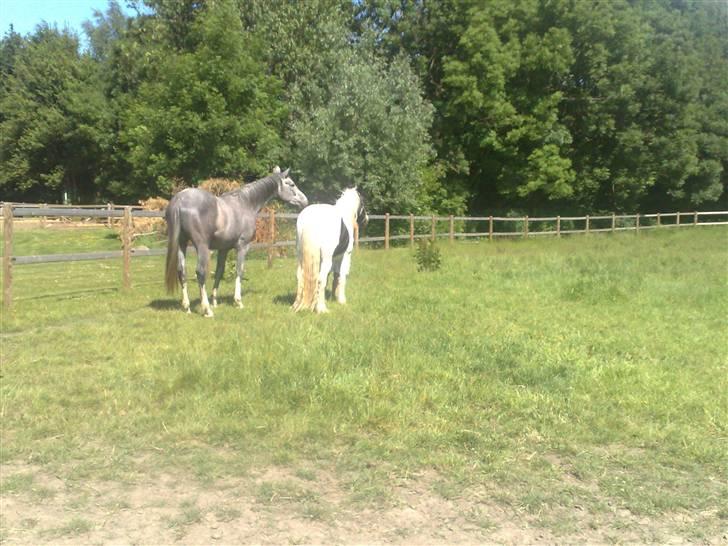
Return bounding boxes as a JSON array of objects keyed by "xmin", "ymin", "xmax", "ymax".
[{"xmin": 234, "ymin": 300, "xmax": 243, "ymax": 309}]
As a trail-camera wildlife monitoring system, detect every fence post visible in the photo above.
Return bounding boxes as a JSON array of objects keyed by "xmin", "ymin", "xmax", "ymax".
[
  {"xmin": 122, "ymin": 206, "xmax": 131, "ymax": 290},
  {"xmin": 41, "ymin": 203, "xmax": 47, "ymax": 228},
  {"xmin": 488, "ymin": 216, "xmax": 493, "ymax": 241},
  {"xmin": 693, "ymin": 211, "xmax": 698, "ymax": 226},
  {"xmin": 585, "ymin": 215, "xmax": 590, "ymax": 234},
  {"xmin": 385, "ymin": 213, "xmax": 390, "ymax": 250},
  {"xmin": 635, "ymin": 213, "xmax": 640, "ymax": 234},
  {"xmin": 107, "ymin": 203, "xmax": 113, "ymax": 228},
  {"xmin": 431, "ymin": 215, "xmax": 436, "ymax": 241},
  {"xmin": 657, "ymin": 213, "xmax": 661, "ymax": 227},
  {"xmin": 409, "ymin": 214, "xmax": 414, "ymax": 247},
  {"xmin": 449, "ymin": 215, "xmax": 454, "ymax": 242},
  {"xmin": 523, "ymin": 215, "xmax": 528, "ymax": 238},
  {"xmin": 267, "ymin": 209, "xmax": 276, "ymax": 269},
  {"xmin": 3, "ymin": 204, "xmax": 13, "ymax": 311},
  {"xmin": 676, "ymin": 211, "xmax": 680, "ymax": 227},
  {"xmin": 612, "ymin": 213, "xmax": 616, "ymax": 233},
  {"xmin": 556, "ymin": 215, "xmax": 561, "ymax": 238}
]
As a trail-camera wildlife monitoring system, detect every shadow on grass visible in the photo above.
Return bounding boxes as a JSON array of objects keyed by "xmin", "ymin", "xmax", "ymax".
[
  {"xmin": 273, "ymin": 293, "xmax": 296, "ymax": 306},
  {"xmin": 149, "ymin": 298, "xmax": 184, "ymax": 311},
  {"xmin": 149, "ymin": 295, "xmax": 254, "ymax": 312}
]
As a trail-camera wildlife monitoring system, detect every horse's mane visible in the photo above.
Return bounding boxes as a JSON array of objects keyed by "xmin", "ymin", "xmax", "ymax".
[
  {"xmin": 233, "ymin": 174, "xmax": 280, "ymax": 204},
  {"xmin": 335, "ymin": 188, "xmax": 360, "ymax": 212}
]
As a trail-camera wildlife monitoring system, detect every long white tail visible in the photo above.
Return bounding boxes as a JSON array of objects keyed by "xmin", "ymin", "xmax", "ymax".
[{"xmin": 292, "ymin": 230, "xmax": 320, "ymax": 312}]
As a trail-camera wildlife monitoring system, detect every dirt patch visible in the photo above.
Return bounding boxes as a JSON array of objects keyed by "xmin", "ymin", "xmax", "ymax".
[{"xmin": 1, "ymin": 462, "xmax": 724, "ymax": 545}]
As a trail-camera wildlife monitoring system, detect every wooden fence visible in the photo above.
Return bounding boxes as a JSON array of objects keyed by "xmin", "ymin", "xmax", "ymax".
[{"xmin": 2, "ymin": 202, "xmax": 727, "ymax": 310}]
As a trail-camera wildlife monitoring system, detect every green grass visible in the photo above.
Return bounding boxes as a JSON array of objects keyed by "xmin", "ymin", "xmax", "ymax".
[{"xmin": 1, "ymin": 226, "xmax": 727, "ymax": 536}]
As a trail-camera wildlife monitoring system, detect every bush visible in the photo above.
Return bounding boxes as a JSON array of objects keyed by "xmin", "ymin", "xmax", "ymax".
[{"xmin": 415, "ymin": 238, "xmax": 442, "ymax": 272}]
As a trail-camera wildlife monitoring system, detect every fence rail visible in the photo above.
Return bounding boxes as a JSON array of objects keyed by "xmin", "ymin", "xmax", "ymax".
[{"xmin": 2, "ymin": 202, "xmax": 727, "ymax": 310}]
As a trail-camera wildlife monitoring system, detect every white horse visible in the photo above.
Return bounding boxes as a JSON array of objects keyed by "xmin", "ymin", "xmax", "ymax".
[{"xmin": 292, "ymin": 188, "xmax": 368, "ymax": 313}]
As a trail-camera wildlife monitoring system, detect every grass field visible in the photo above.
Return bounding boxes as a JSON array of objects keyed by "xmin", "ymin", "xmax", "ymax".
[{"xmin": 1, "ymin": 226, "xmax": 727, "ymax": 543}]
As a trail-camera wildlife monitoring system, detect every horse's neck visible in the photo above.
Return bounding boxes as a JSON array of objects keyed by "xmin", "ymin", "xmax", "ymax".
[
  {"xmin": 238, "ymin": 176, "xmax": 278, "ymax": 211},
  {"xmin": 336, "ymin": 198, "xmax": 357, "ymax": 226}
]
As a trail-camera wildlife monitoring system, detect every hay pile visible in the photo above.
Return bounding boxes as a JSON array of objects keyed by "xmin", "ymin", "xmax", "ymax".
[{"xmin": 133, "ymin": 197, "xmax": 168, "ymax": 237}]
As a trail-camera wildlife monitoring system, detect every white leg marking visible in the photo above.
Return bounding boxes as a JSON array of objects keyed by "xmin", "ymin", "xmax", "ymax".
[
  {"xmin": 182, "ymin": 282, "xmax": 191, "ymax": 312},
  {"xmin": 200, "ymin": 285, "xmax": 214, "ymax": 317},
  {"xmin": 315, "ymin": 257, "xmax": 331, "ymax": 313},
  {"xmin": 233, "ymin": 276, "xmax": 243, "ymax": 308}
]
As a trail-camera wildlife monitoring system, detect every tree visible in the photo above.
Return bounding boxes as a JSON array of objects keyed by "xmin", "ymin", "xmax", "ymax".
[
  {"xmin": 115, "ymin": 0, "xmax": 286, "ymax": 198},
  {"xmin": 241, "ymin": 0, "xmax": 443, "ymax": 213},
  {"xmin": 0, "ymin": 26, "xmax": 108, "ymax": 203}
]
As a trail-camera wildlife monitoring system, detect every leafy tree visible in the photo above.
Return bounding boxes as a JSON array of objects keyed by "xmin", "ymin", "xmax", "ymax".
[
  {"xmin": 116, "ymin": 0, "xmax": 286, "ymax": 198},
  {"xmin": 241, "ymin": 0, "xmax": 443, "ymax": 213},
  {"xmin": 0, "ymin": 26, "xmax": 109, "ymax": 203}
]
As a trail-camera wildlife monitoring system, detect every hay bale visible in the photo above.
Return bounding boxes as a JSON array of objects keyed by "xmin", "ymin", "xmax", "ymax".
[{"xmin": 198, "ymin": 178, "xmax": 241, "ymax": 196}]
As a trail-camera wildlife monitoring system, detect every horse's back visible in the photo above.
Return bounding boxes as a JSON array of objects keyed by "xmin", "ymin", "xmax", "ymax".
[
  {"xmin": 297, "ymin": 204, "xmax": 349, "ymax": 253},
  {"xmin": 167, "ymin": 188, "xmax": 220, "ymax": 243}
]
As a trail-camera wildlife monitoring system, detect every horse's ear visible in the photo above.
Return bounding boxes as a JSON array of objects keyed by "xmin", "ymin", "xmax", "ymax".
[
  {"xmin": 273, "ymin": 166, "xmax": 281, "ymax": 173},
  {"xmin": 282, "ymin": 168, "xmax": 290, "ymax": 177}
]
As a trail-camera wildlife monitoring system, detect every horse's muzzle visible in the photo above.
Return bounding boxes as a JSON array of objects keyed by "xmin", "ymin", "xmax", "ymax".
[{"xmin": 296, "ymin": 195, "xmax": 309, "ymax": 209}]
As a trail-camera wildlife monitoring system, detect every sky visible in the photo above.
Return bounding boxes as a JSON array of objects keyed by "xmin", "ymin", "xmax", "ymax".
[{"xmin": 0, "ymin": 0, "xmax": 128, "ymax": 37}]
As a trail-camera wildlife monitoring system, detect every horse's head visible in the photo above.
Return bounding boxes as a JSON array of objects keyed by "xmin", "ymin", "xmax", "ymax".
[
  {"xmin": 275, "ymin": 167, "xmax": 308, "ymax": 209},
  {"xmin": 355, "ymin": 190, "xmax": 368, "ymax": 228},
  {"xmin": 337, "ymin": 187, "xmax": 368, "ymax": 228}
]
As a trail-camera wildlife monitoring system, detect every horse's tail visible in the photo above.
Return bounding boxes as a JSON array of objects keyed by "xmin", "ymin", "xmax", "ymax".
[
  {"xmin": 165, "ymin": 204, "xmax": 180, "ymax": 293},
  {"xmin": 294, "ymin": 228, "xmax": 320, "ymax": 311}
]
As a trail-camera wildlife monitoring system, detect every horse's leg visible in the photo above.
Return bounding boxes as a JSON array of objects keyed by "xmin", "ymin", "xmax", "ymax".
[
  {"xmin": 334, "ymin": 252, "xmax": 352, "ymax": 305},
  {"xmin": 331, "ymin": 255, "xmax": 343, "ymax": 302},
  {"xmin": 315, "ymin": 253, "xmax": 332, "ymax": 313},
  {"xmin": 196, "ymin": 244, "xmax": 213, "ymax": 317},
  {"xmin": 234, "ymin": 243, "xmax": 251, "ymax": 309},
  {"xmin": 178, "ymin": 239, "xmax": 191, "ymax": 313},
  {"xmin": 211, "ymin": 249, "xmax": 229, "ymax": 308},
  {"xmin": 293, "ymin": 261, "xmax": 304, "ymax": 309}
]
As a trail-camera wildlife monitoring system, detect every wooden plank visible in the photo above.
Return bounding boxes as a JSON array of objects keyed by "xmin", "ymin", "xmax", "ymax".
[
  {"xmin": 3, "ymin": 204, "xmax": 13, "ymax": 311},
  {"xmin": 556, "ymin": 215, "xmax": 561, "ymax": 237},
  {"xmin": 267, "ymin": 209, "xmax": 276, "ymax": 269},
  {"xmin": 122, "ymin": 207, "xmax": 131, "ymax": 290},
  {"xmin": 409, "ymin": 214, "xmax": 414, "ymax": 247},
  {"xmin": 384, "ymin": 213, "xmax": 390, "ymax": 250},
  {"xmin": 488, "ymin": 216, "xmax": 493, "ymax": 241}
]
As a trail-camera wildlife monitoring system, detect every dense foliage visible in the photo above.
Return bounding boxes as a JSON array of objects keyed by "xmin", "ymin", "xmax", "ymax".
[{"xmin": 1, "ymin": 0, "xmax": 726, "ymax": 214}]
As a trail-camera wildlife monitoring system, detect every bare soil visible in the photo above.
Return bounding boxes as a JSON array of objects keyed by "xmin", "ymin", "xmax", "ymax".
[{"xmin": 2, "ymin": 462, "xmax": 724, "ymax": 545}]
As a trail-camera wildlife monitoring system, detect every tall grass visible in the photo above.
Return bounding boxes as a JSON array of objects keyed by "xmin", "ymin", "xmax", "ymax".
[{"xmin": 1, "ymin": 227, "xmax": 726, "ymax": 533}]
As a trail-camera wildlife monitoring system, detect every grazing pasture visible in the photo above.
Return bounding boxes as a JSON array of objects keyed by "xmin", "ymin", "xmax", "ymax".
[{"xmin": 1, "ymin": 227, "xmax": 727, "ymax": 544}]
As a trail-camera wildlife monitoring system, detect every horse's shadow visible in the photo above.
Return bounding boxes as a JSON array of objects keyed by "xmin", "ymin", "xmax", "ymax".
[
  {"xmin": 273, "ymin": 289, "xmax": 340, "ymax": 307},
  {"xmin": 273, "ymin": 293, "xmax": 296, "ymax": 306},
  {"xmin": 150, "ymin": 294, "xmax": 259, "ymax": 312},
  {"xmin": 149, "ymin": 299, "xmax": 183, "ymax": 311}
]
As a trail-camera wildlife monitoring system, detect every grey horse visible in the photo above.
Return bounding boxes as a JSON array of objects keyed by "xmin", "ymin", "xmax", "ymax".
[{"xmin": 165, "ymin": 167, "xmax": 308, "ymax": 317}]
